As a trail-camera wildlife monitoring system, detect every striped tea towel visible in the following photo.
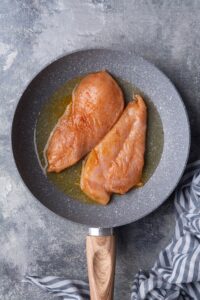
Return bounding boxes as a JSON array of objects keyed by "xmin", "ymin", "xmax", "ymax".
[{"xmin": 24, "ymin": 161, "xmax": 200, "ymax": 300}]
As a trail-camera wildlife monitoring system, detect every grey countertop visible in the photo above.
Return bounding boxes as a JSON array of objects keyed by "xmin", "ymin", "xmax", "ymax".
[{"xmin": 1, "ymin": 1, "xmax": 200, "ymax": 299}]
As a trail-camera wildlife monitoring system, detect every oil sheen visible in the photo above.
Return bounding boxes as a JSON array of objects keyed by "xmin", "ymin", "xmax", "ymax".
[{"xmin": 35, "ymin": 75, "xmax": 164, "ymax": 204}]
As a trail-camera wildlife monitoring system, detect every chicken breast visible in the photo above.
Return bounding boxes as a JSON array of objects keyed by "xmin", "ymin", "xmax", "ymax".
[
  {"xmin": 46, "ymin": 71, "xmax": 124, "ymax": 172},
  {"xmin": 80, "ymin": 95, "xmax": 147, "ymax": 205}
]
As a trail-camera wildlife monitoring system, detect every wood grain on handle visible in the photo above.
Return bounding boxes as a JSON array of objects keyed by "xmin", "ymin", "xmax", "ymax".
[{"xmin": 86, "ymin": 235, "xmax": 116, "ymax": 300}]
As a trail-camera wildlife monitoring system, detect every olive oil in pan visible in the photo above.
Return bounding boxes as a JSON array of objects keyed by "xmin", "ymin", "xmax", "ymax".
[{"xmin": 35, "ymin": 75, "xmax": 164, "ymax": 204}]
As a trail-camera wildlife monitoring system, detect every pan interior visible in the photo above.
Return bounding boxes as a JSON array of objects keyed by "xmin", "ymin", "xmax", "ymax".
[
  {"xmin": 12, "ymin": 49, "xmax": 190, "ymax": 227},
  {"xmin": 35, "ymin": 75, "xmax": 164, "ymax": 205}
]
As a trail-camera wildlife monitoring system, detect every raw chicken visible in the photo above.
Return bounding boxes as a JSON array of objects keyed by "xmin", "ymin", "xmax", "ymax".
[
  {"xmin": 46, "ymin": 71, "xmax": 124, "ymax": 173},
  {"xmin": 80, "ymin": 95, "xmax": 147, "ymax": 205}
]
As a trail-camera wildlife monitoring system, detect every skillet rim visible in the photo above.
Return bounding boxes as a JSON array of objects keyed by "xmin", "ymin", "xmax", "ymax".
[{"xmin": 11, "ymin": 48, "xmax": 191, "ymax": 227}]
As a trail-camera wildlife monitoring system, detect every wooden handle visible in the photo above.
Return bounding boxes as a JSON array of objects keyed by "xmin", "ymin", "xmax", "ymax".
[{"xmin": 86, "ymin": 234, "xmax": 116, "ymax": 300}]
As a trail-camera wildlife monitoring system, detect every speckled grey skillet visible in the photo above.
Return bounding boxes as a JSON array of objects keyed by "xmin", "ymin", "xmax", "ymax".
[{"xmin": 11, "ymin": 49, "xmax": 190, "ymax": 228}]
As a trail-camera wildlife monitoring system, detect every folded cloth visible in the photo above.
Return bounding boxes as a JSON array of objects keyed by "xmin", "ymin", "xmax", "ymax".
[
  {"xmin": 25, "ymin": 161, "xmax": 200, "ymax": 300},
  {"xmin": 131, "ymin": 160, "xmax": 200, "ymax": 300},
  {"xmin": 24, "ymin": 276, "xmax": 90, "ymax": 300}
]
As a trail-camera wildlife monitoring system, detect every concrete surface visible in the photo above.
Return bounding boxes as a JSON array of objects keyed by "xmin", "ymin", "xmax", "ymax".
[{"xmin": 0, "ymin": 1, "xmax": 200, "ymax": 299}]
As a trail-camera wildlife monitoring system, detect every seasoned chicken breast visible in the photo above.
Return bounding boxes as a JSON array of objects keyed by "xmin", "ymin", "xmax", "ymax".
[
  {"xmin": 46, "ymin": 71, "xmax": 124, "ymax": 172},
  {"xmin": 80, "ymin": 95, "xmax": 147, "ymax": 205}
]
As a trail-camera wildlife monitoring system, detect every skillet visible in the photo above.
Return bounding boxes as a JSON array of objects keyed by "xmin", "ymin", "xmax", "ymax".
[{"xmin": 11, "ymin": 49, "xmax": 190, "ymax": 300}]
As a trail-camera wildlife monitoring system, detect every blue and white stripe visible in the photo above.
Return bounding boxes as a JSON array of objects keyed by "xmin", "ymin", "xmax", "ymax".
[
  {"xmin": 131, "ymin": 160, "xmax": 200, "ymax": 299},
  {"xmin": 24, "ymin": 276, "xmax": 90, "ymax": 300},
  {"xmin": 25, "ymin": 161, "xmax": 200, "ymax": 300}
]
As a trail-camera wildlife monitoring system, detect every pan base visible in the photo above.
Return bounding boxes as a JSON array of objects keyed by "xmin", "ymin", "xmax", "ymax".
[{"xmin": 35, "ymin": 74, "xmax": 164, "ymax": 205}]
